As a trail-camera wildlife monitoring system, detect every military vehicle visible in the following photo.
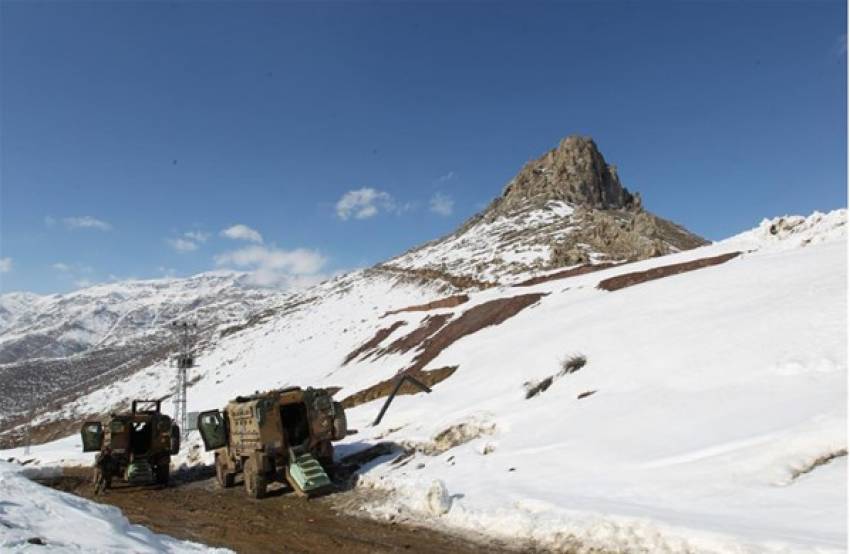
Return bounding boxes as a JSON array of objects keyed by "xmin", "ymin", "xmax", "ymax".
[
  {"xmin": 80, "ymin": 400, "xmax": 180, "ymax": 493},
  {"xmin": 197, "ymin": 386, "xmax": 347, "ymax": 498}
]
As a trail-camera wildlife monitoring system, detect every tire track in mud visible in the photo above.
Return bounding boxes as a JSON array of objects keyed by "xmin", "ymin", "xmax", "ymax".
[{"xmin": 46, "ymin": 467, "xmax": 524, "ymax": 554}]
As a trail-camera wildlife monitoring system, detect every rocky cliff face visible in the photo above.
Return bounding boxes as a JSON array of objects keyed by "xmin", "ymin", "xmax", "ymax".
[
  {"xmin": 388, "ymin": 136, "xmax": 708, "ymax": 284},
  {"xmin": 495, "ymin": 135, "xmax": 640, "ymax": 215}
]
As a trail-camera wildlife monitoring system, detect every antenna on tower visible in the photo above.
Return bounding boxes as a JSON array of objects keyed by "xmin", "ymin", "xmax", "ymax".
[{"xmin": 170, "ymin": 320, "xmax": 197, "ymax": 441}]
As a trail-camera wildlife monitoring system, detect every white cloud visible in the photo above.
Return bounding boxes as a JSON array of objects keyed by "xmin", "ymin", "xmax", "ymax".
[
  {"xmin": 63, "ymin": 216, "xmax": 112, "ymax": 231},
  {"xmin": 166, "ymin": 230, "xmax": 210, "ymax": 253},
  {"xmin": 74, "ymin": 278, "xmax": 94, "ymax": 288},
  {"xmin": 167, "ymin": 238, "xmax": 199, "ymax": 252},
  {"xmin": 429, "ymin": 192, "xmax": 454, "ymax": 216},
  {"xmin": 221, "ymin": 224, "xmax": 263, "ymax": 243},
  {"xmin": 215, "ymin": 245, "xmax": 326, "ymax": 275},
  {"xmin": 52, "ymin": 262, "xmax": 71, "ymax": 272},
  {"xmin": 0, "ymin": 258, "xmax": 11, "ymax": 273},
  {"xmin": 436, "ymin": 171, "xmax": 456, "ymax": 184},
  {"xmin": 215, "ymin": 245, "xmax": 328, "ymax": 289},
  {"xmin": 184, "ymin": 230, "xmax": 209, "ymax": 243},
  {"xmin": 335, "ymin": 187, "xmax": 406, "ymax": 220}
]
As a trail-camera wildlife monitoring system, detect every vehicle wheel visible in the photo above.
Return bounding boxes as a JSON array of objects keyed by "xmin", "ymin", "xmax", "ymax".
[
  {"xmin": 215, "ymin": 453, "xmax": 235, "ymax": 488},
  {"xmin": 316, "ymin": 441, "xmax": 334, "ymax": 468},
  {"xmin": 155, "ymin": 458, "xmax": 170, "ymax": 486},
  {"xmin": 243, "ymin": 457, "xmax": 267, "ymax": 499}
]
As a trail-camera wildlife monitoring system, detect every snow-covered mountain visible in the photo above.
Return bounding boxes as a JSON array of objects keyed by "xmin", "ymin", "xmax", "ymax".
[
  {"xmin": 386, "ymin": 136, "xmax": 707, "ymax": 285},
  {"xmin": 5, "ymin": 208, "xmax": 845, "ymax": 554},
  {"xmin": 0, "ymin": 272, "xmax": 287, "ymax": 424},
  {"xmin": 1, "ymin": 136, "xmax": 845, "ymax": 552},
  {"xmin": 0, "ymin": 272, "xmax": 279, "ymax": 362}
]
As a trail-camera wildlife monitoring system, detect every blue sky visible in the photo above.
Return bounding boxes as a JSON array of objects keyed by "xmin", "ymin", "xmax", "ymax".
[{"xmin": 1, "ymin": 1, "xmax": 846, "ymax": 294}]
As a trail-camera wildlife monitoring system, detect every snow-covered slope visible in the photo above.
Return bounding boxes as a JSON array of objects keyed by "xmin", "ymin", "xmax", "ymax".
[
  {"xmin": 386, "ymin": 201, "xmax": 580, "ymax": 284},
  {"xmin": 386, "ymin": 199, "xmax": 707, "ymax": 286},
  {"xmin": 0, "ymin": 292, "xmax": 42, "ymax": 329},
  {"xmin": 0, "ymin": 462, "xmax": 229, "ymax": 552},
  {"xmin": 6, "ymin": 209, "xmax": 846, "ymax": 553},
  {"xmin": 0, "ymin": 272, "xmax": 279, "ymax": 362},
  {"xmin": 0, "ymin": 272, "xmax": 287, "ymax": 424}
]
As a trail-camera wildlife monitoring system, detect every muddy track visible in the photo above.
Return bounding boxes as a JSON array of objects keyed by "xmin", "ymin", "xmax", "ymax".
[{"xmin": 45, "ymin": 467, "xmax": 523, "ymax": 554}]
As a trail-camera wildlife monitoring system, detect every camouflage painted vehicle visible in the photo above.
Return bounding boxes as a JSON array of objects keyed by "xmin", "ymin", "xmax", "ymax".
[
  {"xmin": 80, "ymin": 400, "xmax": 180, "ymax": 493},
  {"xmin": 197, "ymin": 386, "xmax": 347, "ymax": 498}
]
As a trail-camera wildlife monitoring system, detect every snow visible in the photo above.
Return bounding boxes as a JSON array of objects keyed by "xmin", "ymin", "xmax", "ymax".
[
  {"xmin": 1, "ymin": 209, "xmax": 846, "ymax": 553},
  {"xmin": 388, "ymin": 201, "xmax": 580, "ymax": 283},
  {"xmin": 0, "ymin": 270, "xmax": 280, "ymax": 359},
  {"xmin": 723, "ymin": 210, "xmax": 847, "ymax": 252},
  {"xmin": 0, "ymin": 462, "xmax": 231, "ymax": 553},
  {"xmin": 1, "ymin": 434, "xmax": 94, "ymax": 468}
]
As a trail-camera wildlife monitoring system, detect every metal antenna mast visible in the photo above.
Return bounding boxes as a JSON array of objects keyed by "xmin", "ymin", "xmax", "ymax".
[
  {"xmin": 171, "ymin": 321, "xmax": 197, "ymax": 440},
  {"xmin": 24, "ymin": 382, "xmax": 36, "ymax": 456}
]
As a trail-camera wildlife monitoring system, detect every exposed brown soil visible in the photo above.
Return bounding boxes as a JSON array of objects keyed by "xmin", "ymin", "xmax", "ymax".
[
  {"xmin": 380, "ymin": 315, "xmax": 452, "ymax": 357},
  {"xmin": 341, "ymin": 366, "xmax": 458, "ymax": 409},
  {"xmin": 516, "ymin": 262, "xmax": 621, "ymax": 287},
  {"xmin": 343, "ymin": 321, "xmax": 407, "ymax": 365},
  {"xmin": 372, "ymin": 264, "xmax": 496, "ymax": 291},
  {"xmin": 597, "ymin": 252, "xmax": 741, "ymax": 292},
  {"xmin": 408, "ymin": 294, "xmax": 545, "ymax": 373},
  {"xmin": 219, "ymin": 296, "xmax": 319, "ymax": 339},
  {"xmin": 383, "ymin": 295, "xmax": 469, "ymax": 317},
  {"xmin": 43, "ymin": 466, "xmax": 524, "ymax": 554}
]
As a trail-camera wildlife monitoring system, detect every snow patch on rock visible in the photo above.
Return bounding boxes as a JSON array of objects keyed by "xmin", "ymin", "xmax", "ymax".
[{"xmin": 723, "ymin": 209, "xmax": 846, "ymax": 251}]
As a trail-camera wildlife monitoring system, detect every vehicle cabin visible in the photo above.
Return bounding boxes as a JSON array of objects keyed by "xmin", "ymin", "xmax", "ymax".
[
  {"xmin": 197, "ymin": 386, "xmax": 346, "ymax": 498},
  {"xmin": 81, "ymin": 400, "xmax": 180, "ymax": 491}
]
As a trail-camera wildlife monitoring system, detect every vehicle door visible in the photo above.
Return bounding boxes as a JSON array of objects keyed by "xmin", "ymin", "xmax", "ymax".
[
  {"xmin": 197, "ymin": 410, "xmax": 227, "ymax": 451},
  {"xmin": 109, "ymin": 419, "xmax": 130, "ymax": 453},
  {"xmin": 170, "ymin": 423, "xmax": 181, "ymax": 455},
  {"xmin": 80, "ymin": 421, "xmax": 104, "ymax": 452}
]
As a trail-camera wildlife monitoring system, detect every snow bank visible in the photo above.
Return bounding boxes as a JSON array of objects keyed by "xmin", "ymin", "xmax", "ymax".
[{"xmin": 0, "ymin": 462, "xmax": 230, "ymax": 553}]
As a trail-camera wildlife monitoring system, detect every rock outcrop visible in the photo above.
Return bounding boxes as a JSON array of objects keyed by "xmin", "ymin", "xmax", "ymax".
[
  {"xmin": 494, "ymin": 135, "xmax": 640, "ymax": 215},
  {"xmin": 388, "ymin": 135, "xmax": 708, "ymax": 284}
]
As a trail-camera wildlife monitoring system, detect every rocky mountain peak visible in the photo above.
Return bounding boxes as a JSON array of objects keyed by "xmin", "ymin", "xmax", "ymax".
[
  {"xmin": 387, "ymin": 135, "xmax": 709, "ymax": 286},
  {"xmin": 497, "ymin": 135, "xmax": 641, "ymax": 215}
]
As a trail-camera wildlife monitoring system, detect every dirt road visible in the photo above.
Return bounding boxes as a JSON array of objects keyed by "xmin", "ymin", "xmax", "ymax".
[{"xmin": 47, "ymin": 467, "xmax": 522, "ymax": 554}]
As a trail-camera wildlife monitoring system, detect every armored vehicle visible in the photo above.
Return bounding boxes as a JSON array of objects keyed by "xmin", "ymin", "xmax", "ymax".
[
  {"xmin": 197, "ymin": 386, "xmax": 347, "ymax": 498},
  {"xmin": 81, "ymin": 400, "xmax": 180, "ymax": 493}
]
